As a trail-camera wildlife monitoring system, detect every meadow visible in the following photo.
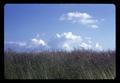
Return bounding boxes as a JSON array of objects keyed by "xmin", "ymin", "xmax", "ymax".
[{"xmin": 4, "ymin": 49, "xmax": 116, "ymax": 79}]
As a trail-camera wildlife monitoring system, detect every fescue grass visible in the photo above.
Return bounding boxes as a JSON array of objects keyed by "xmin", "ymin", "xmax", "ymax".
[{"xmin": 4, "ymin": 49, "xmax": 116, "ymax": 79}]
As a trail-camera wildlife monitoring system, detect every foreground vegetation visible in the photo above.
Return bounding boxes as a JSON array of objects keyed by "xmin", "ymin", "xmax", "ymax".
[{"xmin": 4, "ymin": 49, "xmax": 116, "ymax": 79}]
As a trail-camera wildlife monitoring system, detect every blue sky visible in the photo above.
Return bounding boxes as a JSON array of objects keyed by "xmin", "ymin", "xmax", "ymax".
[{"xmin": 4, "ymin": 4, "xmax": 115, "ymax": 51}]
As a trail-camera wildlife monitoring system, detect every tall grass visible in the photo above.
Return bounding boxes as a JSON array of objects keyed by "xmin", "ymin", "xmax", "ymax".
[{"xmin": 4, "ymin": 49, "xmax": 116, "ymax": 79}]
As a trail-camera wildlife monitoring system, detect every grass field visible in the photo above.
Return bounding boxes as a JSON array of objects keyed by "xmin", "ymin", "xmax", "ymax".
[{"xmin": 4, "ymin": 49, "xmax": 116, "ymax": 79}]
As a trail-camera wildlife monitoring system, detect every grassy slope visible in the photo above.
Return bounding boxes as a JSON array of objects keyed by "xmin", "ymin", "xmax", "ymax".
[{"xmin": 4, "ymin": 50, "xmax": 116, "ymax": 79}]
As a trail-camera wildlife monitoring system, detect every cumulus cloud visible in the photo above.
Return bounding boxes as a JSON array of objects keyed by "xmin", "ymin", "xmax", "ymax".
[
  {"xmin": 59, "ymin": 12, "xmax": 99, "ymax": 29},
  {"xmin": 49, "ymin": 32, "xmax": 93, "ymax": 51},
  {"xmin": 95, "ymin": 42, "xmax": 102, "ymax": 51},
  {"xmin": 54, "ymin": 32, "xmax": 104, "ymax": 51},
  {"xmin": 56, "ymin": 32, "xmax": 82, "ymax": 41},
  {"xmin": 31, "ymin": 38, "xmax": 47, "ymax": 46}
]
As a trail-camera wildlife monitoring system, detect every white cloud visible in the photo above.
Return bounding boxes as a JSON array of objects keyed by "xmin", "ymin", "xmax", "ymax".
[
  {"xmin": 95, "ymin": 42, "xmax": 102, "ymax": 51},
  {"xmin": 62, "ymin": 43, "xmax": 73, "ymax": 51},
  {"xmin": 31, "ymin": 38, "xmax": 47, "ymax": 46},
  {"xmin": 56, "ymin": 33, "xmax": 61, "ymax": 38},
  {"xmin": 5, "ymin": 38, "xmax": 47, "ymax": 49},
  {"xmin": 80, "ymin": 18, "xmax": 97, "ymax": 25},
  {"xmin": 51, "ymin": 32, "xmax": 82, "ymax": 51},
  {"xmin": 55, "ymin": 32, "xmax": 104, "ymax": 51},
  {"xmin": 67, "ymin": 12, "xmax": 92, "ymax": 19},
  {"xmin": 64, "ymin": 32, "xmax": 81, "ymax": 40},
  {"xmin": 5, "ymin": 32, "xmax": 103, "ymax": 52},
  {"xmin": 79, "ymin": 42, "xmax": 92, "ymax": 49},
  {"xmin": 54, "ymin": 32, "xmax": 94, "ymax": 51},
  {"xmin": 56, "ymin": 32, "xmax": 82, "ymax": 41},
  {"xmin": 59, "ymin": 12, "xmax": 99, "ymax": 29},
  {"xmin": 6, "ymin": 41, "xmax": 27, "ymax": 46}
]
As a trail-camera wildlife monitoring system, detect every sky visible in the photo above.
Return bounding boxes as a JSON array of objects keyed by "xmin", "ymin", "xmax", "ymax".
[{"xmin": 4, "ymin": 4, "xmax": 115, "ymax": 51}]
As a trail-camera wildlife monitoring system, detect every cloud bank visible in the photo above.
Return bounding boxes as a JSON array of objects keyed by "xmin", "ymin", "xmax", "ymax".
[{"xmin": 5, "ymin": 32, "xmax": 103, "ymax": 52}]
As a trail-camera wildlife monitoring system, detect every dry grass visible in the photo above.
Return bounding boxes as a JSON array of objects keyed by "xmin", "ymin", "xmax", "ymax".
[{"xmin": 4, "ymin": 49, "xmax": 116, "ymax": 79}]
